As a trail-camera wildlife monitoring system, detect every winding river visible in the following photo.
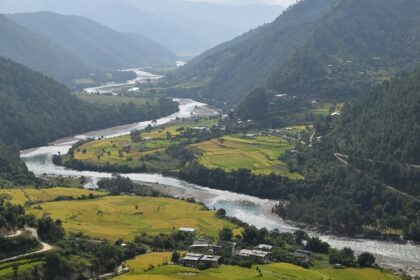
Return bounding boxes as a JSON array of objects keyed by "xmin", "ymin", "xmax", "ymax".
[{"xmin": 20, "ymin": 70, "xmax": 420, "ymax": 275}]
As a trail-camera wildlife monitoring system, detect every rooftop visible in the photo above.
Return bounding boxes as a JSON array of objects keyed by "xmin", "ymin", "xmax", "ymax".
[
  {"xmin": 255, "ymin": 244, "xmax": 274, "ymax": 251},
  {"xmin": 179, "ymin": 227, "xmax": 196, "ymax": 233},
  {"xmin": 239, "ymin": 249, "xmax": 270, "ymax": 258}
]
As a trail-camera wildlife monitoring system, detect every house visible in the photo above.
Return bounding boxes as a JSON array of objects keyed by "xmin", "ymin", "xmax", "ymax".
[
  {"xmin": 179, "ymin": 253, "xmax": 203, "ymax": 268},
  {"xmin": 255, "ymin": 244, "xmax": 274, "ymax": 252},
  {"xmin": 288, "ymin": 249, "xmax": 311, "ymax": 263},
  {"xmin": 190, "ymin": 239, "xmax": 212, "ymax": 253},
  {"xmin": 214, "ymin": 241, "xmax": 238, "ymax": 256},
  {"xmin": 200, "ymin": 255, "xmax": 221, "ymax": 268},
  {"xmin": 179, "ymin": 227, "xmax": 196, "ymax": 234},
  {"xmin": 179, "ymin": 253, "xmax": 221, "ymax": 268},
  {"xmin": 238, "ymin": 249, "xmax": 271, "ymax": 264}
]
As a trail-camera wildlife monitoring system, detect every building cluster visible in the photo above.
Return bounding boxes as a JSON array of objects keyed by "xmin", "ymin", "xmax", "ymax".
[{"xmin": 177, "ymin": 228, "xmax": 312, "ymax": 268}]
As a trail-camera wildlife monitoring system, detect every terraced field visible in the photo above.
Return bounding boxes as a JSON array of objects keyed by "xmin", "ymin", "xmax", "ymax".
[
  {"xmin": 28, "ymin": 196, "xmax": 239, "ymax": 241},
  {"xmin": 69, "ymin": 118, "xmax": 218, "ymax": 171},
  {"xmin": 190, "ymin": 135, "xmax": 302, "ymax": 178},
  {"xmin": 0, "ymin": 187, "xmax": 105, "ymax": 205},
  {"xmin": 116, "ymin": 253, "xmax": 400, "ymax": 280},
  {"xmin": 0, "ymin": 259, "xmax": 45, "ymax": 278}
]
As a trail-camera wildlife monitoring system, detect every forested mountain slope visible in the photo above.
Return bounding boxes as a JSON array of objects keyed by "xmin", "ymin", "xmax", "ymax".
[
  {"xmin": 0, "ymin": 57, "xmax": 178, "ymax": 185},
  {"xmin": 8, "ymin": 12, "xmax": 176, "ymax": 70},
  {"xmin": 332, "ymin": 70, "xmax": 420, "ymax": 165},
  {"xmin": 0, "ymin": 15, "xmax": 90, "ymax": 82},
  {"xmin": 278, "ymin": 69, "xmax": 420, "ymax": 239},
  {"xmin": 0, "ymin": 57, "xmax": 178, "ymax": 149},
  {"xmin": 170, "ymin": 0, "xmax": 420, "ymax": 106}
]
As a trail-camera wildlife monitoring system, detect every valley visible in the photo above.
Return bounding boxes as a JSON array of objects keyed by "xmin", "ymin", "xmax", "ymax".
[
  {"xmin": 0, "ymin": 1, "xmax": 419, "ymax": 279},
  {"xmin": 15, "ymin": 70, "xmax": 419, "ymax": 277}
]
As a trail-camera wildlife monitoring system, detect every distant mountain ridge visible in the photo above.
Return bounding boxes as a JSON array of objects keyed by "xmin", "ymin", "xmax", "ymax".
[
  {"xmin": 0, "ymin": 12, "xmax": 176, "ymax": 83},
  {"xmin": 0, "ymin": 15, "xmax": 90, "ymax": 82},
  {"xmin": 170, "ymin": 0, "xmax": 420, "ymax": 106},
  {"xmin": 0, "ymin": 0, "xmax": 283, "ymax": 56},
  {"xmin": 8, "ymin": 12, "xmax": 177, "ymax": 71}
]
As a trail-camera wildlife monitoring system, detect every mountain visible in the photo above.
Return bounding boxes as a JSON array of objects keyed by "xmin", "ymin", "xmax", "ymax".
[
  {"xmin": 7, "ymin": 12, "xmax": 177, "ymax": 71},
  {"xmin": 0, "ymin": 0, "xmax": 283, "ymax": 56},
  {"xmin": 0, "ymin": 56, "xmax": 178, "ymax": 149},
  {"xmin": 333, "ymin": 70, "xmax": 420, "ymax": 165},
  {"xmin": 0, "ymin": 141, "xmax": 35, "ymax": 186},
  {"xmin": 0, "ymin": 15, "xmax": 90, "ymax": 82},
  {"xmin": 170, "ymin": 0, "xmax": 420, "ymax": 106},
  {"xmin": 124, "ymin": 0, "xmax": 283, "ymax": 53},
  {"xmin": 0, "ymin": 0, "xmax": 209, "ymax": 56}
]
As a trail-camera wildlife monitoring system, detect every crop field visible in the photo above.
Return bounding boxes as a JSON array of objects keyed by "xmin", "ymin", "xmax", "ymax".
[
  {"xmin": 70, "ymin": 118, "xmax": 218, "ymax": 170},
  {"xmin": 0, "ymin": 259, "xmax": 45, "ymax": 278},
  {"xmin": 0, "ymin": 187, "xmax": 105, "ymax": 205},
  {"xmin": 190, "ymin": 135, "xmax": 303, "ymax": 178},
  {"xmin": 28, "ymin": 196, "xmax": 238, "ymax": 241},
  {"xmin": 116, "ymin": 253, "xmax": 400, "ymax": 280}
]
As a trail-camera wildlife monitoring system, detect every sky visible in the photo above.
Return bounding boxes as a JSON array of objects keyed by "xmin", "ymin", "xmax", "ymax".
[{"xmin": 187, "ymin": 0, "xmax": 296, "ymax": 6}]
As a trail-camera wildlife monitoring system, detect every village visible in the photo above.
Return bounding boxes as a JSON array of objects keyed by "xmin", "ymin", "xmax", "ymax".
[{"xmin": 176, "ymin": 227, "xmax": 312, "ymax": 270}]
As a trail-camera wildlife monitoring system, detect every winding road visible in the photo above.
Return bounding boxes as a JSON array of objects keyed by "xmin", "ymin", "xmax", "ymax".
[{"xmin": 0, "ymin": 228, "xmax": 53, "ymax": 263}]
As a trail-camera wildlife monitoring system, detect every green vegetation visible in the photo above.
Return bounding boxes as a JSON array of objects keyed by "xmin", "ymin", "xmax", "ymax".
[
  {"xmin": 0, "ymin": 187, "xmax": 106, "ymax": 206},
  {"xmin": 61, "ymin": 118, "xmax": 218, "ymax": 172},
  {"xmin": 275, "ymin": 69, "xmax": 420, "ymax": 240},
  {"xmin": 0, "ymin": 259, "xmax": 45, "ymax": 278},
  {"xmin": 116, "ymin": 252, "xmax": 400, "ymax": 280},
  {"xmin": 76, "ymin": 95, "xmax": 155, "ymax": 107},
  {"xmin": 59, "ymin": 117, "xmax": 303, "ymax": 179},
  {"xmin": 191, "ymin": 135, "xmax": 302, "ymax": 178},
  {"xmin": 0, "ymin": 56, "xmax": 178, "ymax": 150},
  {"xmin": 168, "ymin": 0, "xmax": 420, "ymax": 107},
  {"xmin": 28, "ymin": 196, "xmax": 239, "ymax": 241}
]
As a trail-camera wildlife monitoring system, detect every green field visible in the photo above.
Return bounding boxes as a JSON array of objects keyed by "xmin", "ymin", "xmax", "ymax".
[
  {"xmin": 310, "ymin": 102, "xmax": 344, "ymax": 116},
  {"xmin": 0, "ymin": 187, "xmax": 105, "ymax": 205},
  {"xmin": 0, "ymin": 259, "xmax": 45, "ymax": 278},
  {"xmin": 70, "ymin": 119, "xmax": 218, "ymax": 171},
  {"xmin": 190, "ymin": 135, "xmax": 302, "ymax": 178},
  {"xmin": 116, "ymin": 253, "xmax": 400, "ymax": 280},
  {"xmin": 28, "ymin": 196, "xmax": 239, "ymax": 241},
  {"xmin": 76, "ymin": 95, "xmax": 155, "ymax": 107}
]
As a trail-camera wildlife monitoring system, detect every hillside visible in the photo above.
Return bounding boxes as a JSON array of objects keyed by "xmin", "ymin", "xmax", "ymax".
[
  {"xmin": 0, "ymin": 57, "xmax": 178, "ymax": 184},
  {"xmin": 0, "ymin": 57, "xmax": 178, "ymax": 149},
  {"xmin": 8, "ymin": 12, "xmax": 177, "ymax": 70},
  {"xmin": 333, "ymin": 70, "xmax": 420, "ymax": 165},
  {"xmin": 0, "ymin": 15, "xmax": 90, "ymax": 82},
  {"xmin": 170, "ymin": 0, "xmax": 420, "ymax": 106},
  {"xmin": 276, "ymin": 69, "xmax": 420, "ymax": 240}
]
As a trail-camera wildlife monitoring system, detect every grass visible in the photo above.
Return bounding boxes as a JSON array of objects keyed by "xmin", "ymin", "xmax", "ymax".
[
  {"xmin": 0, "ymin": 187, "xmax": 105, "ymax": 205},
  {"xmin": 76, "ymin": 95, "xmax": 155, "ymax": 107},
  {"xmin": 190, "ymin": 134, "xmax": 302, "ymax": 178},
  {"xmin": 116, "ymin": 253, "xmax": 400, "ymax": 280},
  {"xmin": 0, "ymin": 259, "xmax": 45, "ymax": 278},
  {"xmin": 28, "ymin": 196, "xmax": 239, "ymax": 241},
  {"xmin": 310, "ymin": 102, "xmax": 344, "ymax": 116},
  {"xmin": 70, "ymin": 118, "xmax": 218, "ymax": 171}
]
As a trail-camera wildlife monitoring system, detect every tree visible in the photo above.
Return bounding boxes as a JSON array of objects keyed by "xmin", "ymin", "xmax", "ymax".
[
  {"xmin": 358, "ymin": 252, "xmax": 376, "ymax": 267},
  {"xmin": 219, "ymin": 227, "xmax": 233, "ymax": 241},
  {"xmin": 216, "ymin": 208, "xmax": 226, "ymax": 218},
  {"xmin": 171, "ymin": 251, "xmax": 180, "ymax": 263}
]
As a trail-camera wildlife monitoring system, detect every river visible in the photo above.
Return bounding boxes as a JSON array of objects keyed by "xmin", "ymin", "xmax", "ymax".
[{"xmin": 20, "ymin": 69, "xmax": 420, "ymax": 275}]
